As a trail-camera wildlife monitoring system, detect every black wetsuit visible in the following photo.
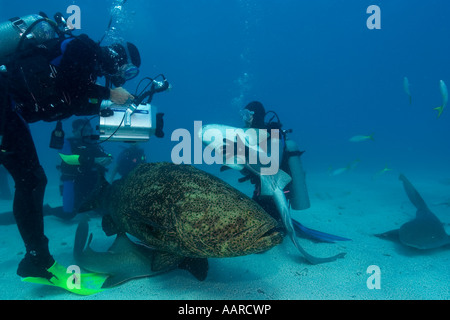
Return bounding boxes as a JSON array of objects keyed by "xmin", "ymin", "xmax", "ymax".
[
  {"xmin": 0, "ymin": 34, "xmax": 110, "ymax": 278},
  {"xmin": 116, "ymin": 145, "xmax": 146, "ymax": 178},
  {"xmin": 60, "ymin": 136, "xmax": 109, "ymax": 218}
]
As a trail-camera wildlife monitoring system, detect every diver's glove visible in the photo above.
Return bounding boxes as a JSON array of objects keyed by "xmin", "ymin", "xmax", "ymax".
[
  {"xmin": 22, "ymin": 261, "xmax": 108, "ymax": 295},
  {"xmin": 109, "ymin": 87, "xmax": 134, "ymax": 105}
]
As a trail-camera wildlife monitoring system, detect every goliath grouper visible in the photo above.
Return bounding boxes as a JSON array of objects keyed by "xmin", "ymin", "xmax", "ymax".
[{"xmin": 78, "ymin": 162, "xmax": 283, "ymax": 282}]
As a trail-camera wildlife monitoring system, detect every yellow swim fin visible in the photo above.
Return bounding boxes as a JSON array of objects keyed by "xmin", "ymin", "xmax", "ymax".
[
  {"xmin": 59, "ymin": 153, "xmax": 81, "ymax": 166},
  {"xmin": 22, "ymin": 261, "xmax": 108, "ymax": 296}
]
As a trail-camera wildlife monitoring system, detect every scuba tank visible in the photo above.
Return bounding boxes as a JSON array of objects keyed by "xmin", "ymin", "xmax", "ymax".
[
  {"xmin": 283, "ymin": 139, "xmax": 310, "ymax": 210},
  {"xmin": 0, "ymin": 14, "xmax": 57, "ymax": 66},
  {"xmin": 265, "ymin": 110, "xmax": 310, "ymax": 211}
]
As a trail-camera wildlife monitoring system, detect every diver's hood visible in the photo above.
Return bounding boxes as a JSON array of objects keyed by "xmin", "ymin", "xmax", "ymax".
[{"xmin": 100, "ymin": 42, "xmax": 141, "ymax": 87}]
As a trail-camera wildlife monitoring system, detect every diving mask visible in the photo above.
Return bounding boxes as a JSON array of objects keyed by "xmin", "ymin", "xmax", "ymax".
[
  {"xmin": 110, "ymin": 64, "xmax": 139, "ymax": 87},
  {"xmin": 240, "ymin": 109, "xmax": 255, "ymax": 126}
]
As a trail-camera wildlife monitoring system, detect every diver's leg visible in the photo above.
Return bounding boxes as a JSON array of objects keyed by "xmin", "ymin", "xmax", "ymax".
[{"xmin": 1, "ymin": 110, "xmax": 54, "ymax": 278}]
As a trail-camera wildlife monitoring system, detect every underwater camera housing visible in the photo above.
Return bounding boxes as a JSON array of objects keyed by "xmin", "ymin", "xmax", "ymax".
[
  {"xmin": 97, "ymin": 103, "xmax": 160, "ymax": 142},
  {"xmin": 97, "ymin": 75, "xmax": 169, "ymax": 142}
]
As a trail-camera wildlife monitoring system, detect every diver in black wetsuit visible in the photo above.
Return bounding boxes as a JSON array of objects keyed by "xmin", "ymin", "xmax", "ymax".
[
  {"xmin": 239, "ymin": 101, "xmax": 288, "ymax": 222},
  {"xmin": 110, "ymin": 143, "xmax": 147, "ymax": 182},
  {"xmin": 239, "ymin": 101, "xmax": 352, "ymax": 244},
  {"xmin": 59, "ymin": 119, "xmax": 112, "ymax": 220},
  {"xmin": 0, "ymin": 20, "xmax": 141, "ymax": 280}
]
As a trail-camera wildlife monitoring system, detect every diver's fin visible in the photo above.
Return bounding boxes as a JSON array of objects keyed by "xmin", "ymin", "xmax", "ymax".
[
  {"xmin": 178, "ymin": 258, "xmax": 209, "ymax": 281},
  {"xmin": 22, "ymin": 261, "xmax": 108, "ymax": 296},
  {"xmin": 292, "ymin": 219, "xmax": 351, "ymax": 243},
  {"xmin": 59, "ymin": 153, "xmax": 81, "ymax": 166}
]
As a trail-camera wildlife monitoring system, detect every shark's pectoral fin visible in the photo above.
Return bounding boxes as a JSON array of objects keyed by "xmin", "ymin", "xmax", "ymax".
[
  {"xmin": 178, "ymin": 258, "xmax": 209, "ymax": 281},
  {"xmin": 374, "ymin": 229, "xmax": 400, "ymax": 242},
  {"xmin": 74, "ymin": 217, "xmax": 90, "ymax": 259},
  {"xmin": 220, "ymin": 165, "xmax": 232, "ymax": 172},
  {"xmin": 260, "ymin": 170, "xmax": 292, "ymax": 197}
]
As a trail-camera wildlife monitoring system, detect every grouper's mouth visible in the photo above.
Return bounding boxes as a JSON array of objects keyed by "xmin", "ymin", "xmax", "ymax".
[{"xmin": 250, "ymin": 223, "xmax": 284, "ymax": 252}]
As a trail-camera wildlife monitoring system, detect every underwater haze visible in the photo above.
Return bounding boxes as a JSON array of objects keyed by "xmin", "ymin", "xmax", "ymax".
[
  {"xmin": 1, "ymin": 0, "xmax": 449, "ymax": 176},
  {"xmin": 0, "ymin": 0, "xmax": 450, "ymax": 300}
]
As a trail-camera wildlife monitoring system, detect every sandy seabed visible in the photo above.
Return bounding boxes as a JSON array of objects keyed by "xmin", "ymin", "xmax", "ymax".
[{"xmin": 0, "ymin": 169, "xmax": 448, "ymax": 300}]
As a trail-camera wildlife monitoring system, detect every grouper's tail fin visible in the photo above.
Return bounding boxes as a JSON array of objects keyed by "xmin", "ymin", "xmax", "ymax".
[{"xmin": 77, "ymin": 174, "xmax": 110, "ymax": 213}]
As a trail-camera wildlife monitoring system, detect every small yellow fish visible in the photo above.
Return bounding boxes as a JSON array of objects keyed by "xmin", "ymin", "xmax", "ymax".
[
  {"xmin": 403, "ymin": 77, "xmax": 411, "ymax": 104},
  {"xmin": 434, "ymin": 80, "xmax": 448, "ymax": 118},
  {"xmin": 349, "ymin": 134, "xmax": 374, "ymax": 142},
  {"xmin": 372, "ymin": 164, "xmax": 393, "ymax": 180},
  {"xmin": 330, "ymin": 167, "xmax": 349, "ymax": 176},
  {"xmin": 329, "ymin": 160, "xmax": 360, "ymax": 176},
  {"xmin": 377, "ymin": 164, "xmax": 392, "ymax": 175}
]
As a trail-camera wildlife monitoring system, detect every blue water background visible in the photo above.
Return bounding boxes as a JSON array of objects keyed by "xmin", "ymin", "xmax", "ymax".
[
  {"xmin": 1, "ymin": 0, "xmax": 449, "ymax": 180},
  {"xmin": 1, "ymin": 0, "xmax": 450, "ymax": 300}
]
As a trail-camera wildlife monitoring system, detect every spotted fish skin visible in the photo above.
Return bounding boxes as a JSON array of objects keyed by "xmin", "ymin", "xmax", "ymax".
[{"xmin": 101, "ymin": 162, "xmax": 283, "ymax": 259}]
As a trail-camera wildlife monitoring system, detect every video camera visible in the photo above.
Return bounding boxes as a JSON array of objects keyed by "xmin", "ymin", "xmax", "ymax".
[
  {"xmin": 49, "ymin": 74, "xmax": 169, "ymax": 149},
  {"xmin": 97, "ymin": 74, "xmax": 169, "ymax": 142}
]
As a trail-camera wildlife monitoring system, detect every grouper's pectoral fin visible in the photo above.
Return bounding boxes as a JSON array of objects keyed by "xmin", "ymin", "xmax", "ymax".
[
  {"xmin": 152, "ymin": 251, "xmax": 184, "ymax": 272},
  {"xmin": 152, "ymin": 252, "xmax": 209, "ymax": 281},
  {"xmin": 178, "ymin": 257, "xmax": 209, "ymax": 281}
]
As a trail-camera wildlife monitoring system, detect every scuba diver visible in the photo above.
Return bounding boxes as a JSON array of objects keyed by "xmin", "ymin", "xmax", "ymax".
[
  {"xmin": 110, "ymin": 143, "xmax": 147, "ymax": 182},
  {"xmin": 239, "ymin": 101, "xmax": 349, "ymax": 243},
  {"xmin": 59, "ymin": 119, "xmax": 112, "ymax": 220},
  {"xmin": 239, "ymin": 101, "xmax": 310, "ymax": 215},
  {"xmin": 0, "ymin": 119, "xmax": 111, "ymax": 224},
  {"xmin": 0, "ymin": 12, "xmax": 141, "ymax": 287}
]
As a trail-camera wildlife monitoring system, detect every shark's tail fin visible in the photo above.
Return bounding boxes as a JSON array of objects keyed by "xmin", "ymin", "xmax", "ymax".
[
  {"xmin": 434, "ymin": 106, "xmax": 444, "ymax": 118},
  {"xmin": 399, "ymin": 174, "xmax": 429, "ymax": 211}
]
